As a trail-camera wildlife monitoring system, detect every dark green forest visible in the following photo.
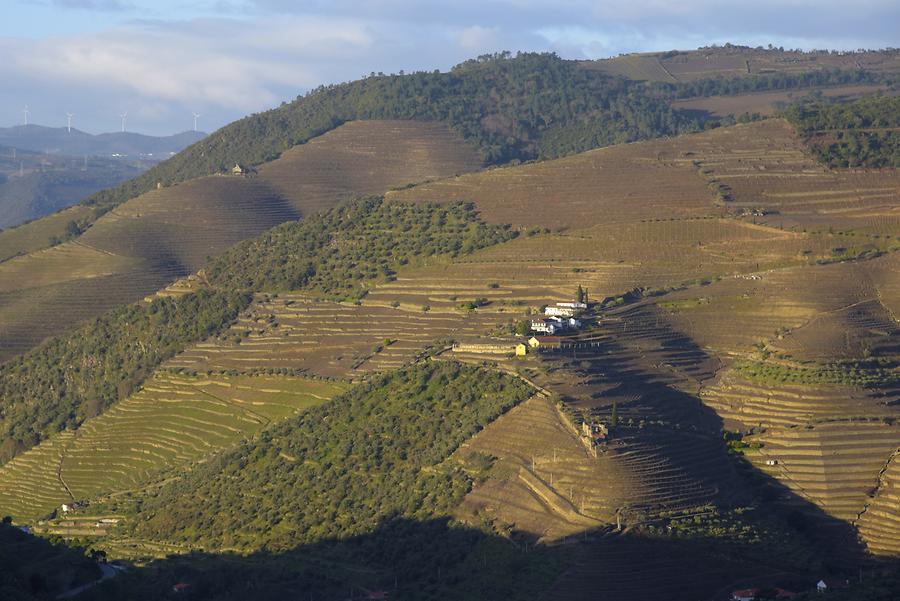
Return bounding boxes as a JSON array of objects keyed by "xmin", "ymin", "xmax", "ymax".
[
  {"xmin": 128, "ymin": 362, "xmax": 533, "ymax": 550},
  {"xmin": 785, "ymin": 95, "xmax": 900, "ymax": 167},
  {"xmin": 0, "ymin": 290, "xmax": 251, "ymax": 464},
  {"xmin": 206, "ymin": 197, "xmax": 516, "ymax": 300}
]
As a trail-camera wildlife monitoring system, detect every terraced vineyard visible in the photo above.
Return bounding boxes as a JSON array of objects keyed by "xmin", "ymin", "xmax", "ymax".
[
  {"xmin": 606, "ymin": 252, "xmax": 900, "ymax": 557},
  {"xmin": 685, "ymin": 119, "xmax": 900, "ymax": 235},
  {"xmin": 0, "ymin": 372, "xmax": 347, "ymax": 521},
  {"xmin": 257, "ymin": 120, "xmax": 484, "ymax": 215},
  {"xmin": 167, "ymin": 290, "xmax": 517, "ymax": 379},
  {"xmin": 745, "ymin": 421, "xmax": 898, "ymax": 521},
  {"xmin": 0, "ymin": 431, "xmax": 74, "ymax": 521},
  {"xmin": 2, "ymin": 103, "xmax": 900, "ymax": 601},
  {"xmin": 454, "ymin": 394, "xmax": 622, "ymax": 540},
  {"xmin": 0, "ymin": 121, "xmax": 483, "ymax": 361}
]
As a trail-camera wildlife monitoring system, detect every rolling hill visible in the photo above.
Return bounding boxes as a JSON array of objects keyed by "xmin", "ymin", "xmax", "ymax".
[
  {"xmin": 0, "ymin": 120, "xmax": 483, "ymax": 362},
  {"xmin": 1, "ymin": 47, "xmax": 899, "ymax": 601}
]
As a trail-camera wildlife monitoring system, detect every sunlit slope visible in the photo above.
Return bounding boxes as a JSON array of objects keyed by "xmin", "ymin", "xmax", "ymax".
[
  {"xmin": 0, "ymin": 372, "xmax": 347, "ymax": 521},
  {"xmin": 258, "ymin": 120, "xmax": 484, "ymax": 215},
  {"xmin": 0, "ymin": 121, "xmax": 482, "ymax": 361},
  {"xmin": 388, "ymin": 133, "xmax": 718, "ymax": 229}
]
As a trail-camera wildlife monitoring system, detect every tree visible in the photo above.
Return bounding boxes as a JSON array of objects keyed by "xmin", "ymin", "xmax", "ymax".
[
  {"xmin": 576, "ymin": 285, "xmax": 585, "ymax": 304},
  {"xmin": 514, "ymin": 320, "xmax": 530, "ymax": 336},
  {"xmin": 611, "ymin": 399, "xmax": 618, "ymax": 427}
]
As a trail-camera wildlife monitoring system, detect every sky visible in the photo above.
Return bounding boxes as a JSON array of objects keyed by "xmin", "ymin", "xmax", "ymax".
[{"xmin": 2, "ymin": 0, "xmax": 898, "ymax": 136}]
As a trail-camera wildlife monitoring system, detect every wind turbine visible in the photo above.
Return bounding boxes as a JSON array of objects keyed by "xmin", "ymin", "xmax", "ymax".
[
  {"xmin": 22, "ymin": 105, "xmax": 30, "ymax": 126},
  {"xmin": 66, "ymin": 113, "xmax": 74, "ymax": 133},
  {"xmin": 119, "ymin": 112, "xmax": 127, "ymax": 133},
  {"xmin": 192, "ymin": 112, "xmax": 201, "ymax": 132}
]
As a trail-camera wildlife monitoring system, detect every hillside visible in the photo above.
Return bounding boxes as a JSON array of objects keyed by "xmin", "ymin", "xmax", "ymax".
[
  {"xmin": 5, "ymin": 49, "xmax": 896, "ymax": 265},
  {"xmin": 73, "ymin": 53, "xmax": 692, "ymax": 221},
  {"xmin": 0, "ymin": 120, "xmax": 482, "ymax": 362},
  {"xmin": 1, "ymin": 48, "xmax": 900, "ymax": 601},
  {"xmin": 383, "ymin": 118, "xmax": 900, "ymax": 563},
  {"xmin": 0, "ymin": 521, "xmax": 101, "ymax": 600}
]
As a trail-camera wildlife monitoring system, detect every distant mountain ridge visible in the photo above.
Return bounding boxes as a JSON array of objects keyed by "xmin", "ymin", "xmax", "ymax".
[
  {"xmin": 0, "ymin": 124, "xmax": 207, "ymax": 158},
  {"xmin": 0, "ymin": 141, "xmax": 144, "ymax": 228}
]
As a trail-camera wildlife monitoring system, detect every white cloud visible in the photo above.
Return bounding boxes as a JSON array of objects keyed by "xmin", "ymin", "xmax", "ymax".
[
  {"xmin": 458, "ymin": 25, "xmax": 500, "ymax": 52},
  {"xmin": 2, "ymin": 0, "xmax": 898, "ymax": 134}
]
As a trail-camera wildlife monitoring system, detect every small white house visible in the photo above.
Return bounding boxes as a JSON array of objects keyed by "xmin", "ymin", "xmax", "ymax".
[
  {"xmin": 765, "ymin": 459, "xmax": 778, "ymax": 466},
  {"xmin": 817, "ymin": 580, "xmax": 827, "ymax": 592},
  {"xmin": 530, "ymin": 319, "xmax": 558, "ymax": 334},
  {"xmin": 544, "ymin": 306, "xmax": 576, "ymax": 317},
  {"xmin": 60, "ymin": 504, "xmax": 71, "ymax": 513}
]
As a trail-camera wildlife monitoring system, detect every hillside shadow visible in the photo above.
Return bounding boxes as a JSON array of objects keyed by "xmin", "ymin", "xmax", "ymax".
[
  {"xmin": 68, "ymin": 512, "xmax": 900, "ymax": 601},
  {"xmin": 21, "ymin": 306, "xmax": 898, "ymax": 601},
  {"xmin": 0, "ymin": 521, "xmax": 101, "ymax": 598},
  {"xmin": 534, "ymin": 311, "xmax": 885, "ymax": 574}
]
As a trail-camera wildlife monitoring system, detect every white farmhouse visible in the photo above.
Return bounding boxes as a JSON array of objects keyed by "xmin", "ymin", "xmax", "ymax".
[{"xmin": 530, "ymin": 318, "xmax": 559, "ymax": 334}]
